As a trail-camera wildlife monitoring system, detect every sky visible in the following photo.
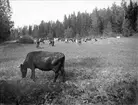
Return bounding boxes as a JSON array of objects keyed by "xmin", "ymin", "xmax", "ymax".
[{"xmin": 10, "ymin": 0, "xmax": 122, "ymax": 28}]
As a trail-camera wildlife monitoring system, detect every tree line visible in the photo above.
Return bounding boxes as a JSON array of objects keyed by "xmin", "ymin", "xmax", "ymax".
[{"xmin": 0, "ymin": 0, "xmax": 138, "ymax": 42}]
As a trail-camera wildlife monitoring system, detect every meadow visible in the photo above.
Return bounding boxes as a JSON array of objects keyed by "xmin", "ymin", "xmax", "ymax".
[{"xmin": 0, "ymin": 35, "xmax": 138, "ymax": 105}]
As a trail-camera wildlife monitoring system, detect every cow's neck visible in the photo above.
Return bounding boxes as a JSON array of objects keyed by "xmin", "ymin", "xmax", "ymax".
[{"xmin": 23, "ymin": 61, "xmax": 28, "ymax": 67}]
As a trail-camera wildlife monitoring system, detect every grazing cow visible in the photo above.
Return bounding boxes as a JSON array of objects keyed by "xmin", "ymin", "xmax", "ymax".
[
  {"xmin": 77, "ymin": 40, "xmax": 81, "ymax": 45},
  {"xmin": 85, "ymin": 38, "xmax": 91, "ymax": 42},
  {"xmin": 20, "ymin": 51, "xmax": 65, "ymax": 82},
  {"xmin": 65, "ymin": 39, "xmax": 68, "ymax": 43},
  {"xmin": 36, "ymin": 39, "xmax": 40, "ymax": 48},
  {"xmin": 39, "ymin": 38, "xmax": 45, "ymax": 44},
  {"xmin": 95, "ymin": 39, "xmax": 97, "ymax": 41},
  {"xmin": 49, "ymin": 40, "xmax": 54, "ymax": 46}
]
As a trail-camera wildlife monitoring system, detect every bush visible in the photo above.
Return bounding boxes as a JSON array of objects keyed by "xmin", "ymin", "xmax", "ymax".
[{"xmin": 17, "ymin": 35, "xmax": 34, "ymax": 44}]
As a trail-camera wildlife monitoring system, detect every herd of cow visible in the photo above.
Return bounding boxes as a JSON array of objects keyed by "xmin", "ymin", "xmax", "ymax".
[{"xmin": 35, "ymin": 37, "xmax": 102, "ymax": 48}]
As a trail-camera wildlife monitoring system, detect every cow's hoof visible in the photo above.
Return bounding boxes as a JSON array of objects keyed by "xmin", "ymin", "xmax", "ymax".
[{"xmin": 32, "ymin": 79, "xmax": 36, "ymax": 82}]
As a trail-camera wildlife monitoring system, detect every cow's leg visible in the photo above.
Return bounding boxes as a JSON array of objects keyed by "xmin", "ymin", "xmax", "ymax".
[
  {"xmin": 53, "ymin": 62, "xmax": 61, "ymax": 82},
  {"xmin": 53, "ymin": 72, "xmax": 59, "ymax": 82},
  {"xmin": 30, "ymin": 67, "xmax": 36, "ymax": 81},
  {"xmin": 60, "ymin": 65, "xmax": 65, "ymax": 82}
]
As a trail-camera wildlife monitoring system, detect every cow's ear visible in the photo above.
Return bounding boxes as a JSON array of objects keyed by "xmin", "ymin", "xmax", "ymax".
[{"xmin": 20, "ymin": 64, "xmax": 23, "ymax": 68}]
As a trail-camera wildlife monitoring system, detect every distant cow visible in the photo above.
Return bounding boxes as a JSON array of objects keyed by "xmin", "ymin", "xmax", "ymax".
[
  {"xmin": 49, "ymin": 40, "xmax": 54, "ymax": 46},
  {"xmin": 39, "ymin": 38, "xmax": 45, "ymax": 44},
  {"xmin": 19, "ymin": 51, "xmax": 65, "ymax": 82},
  {"xmin": 36, "ymin": 39, "xmax": 40, "ymax": 48},
  {"xmin": 85, "ymin": 38, "xmax": 91, "ymax": 42},
  {"xmin": 95, "ymin": 39, "xmax": 97, "ymax": 41},
  {"xmin": 77, "ymin": 40, "xmax": 81, "ymax": 45}
]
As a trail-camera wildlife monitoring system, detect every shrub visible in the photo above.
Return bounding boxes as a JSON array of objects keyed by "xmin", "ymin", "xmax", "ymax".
[{"xmin": 17, "ymin": 35, "xmax": 34, "ymax": 44}]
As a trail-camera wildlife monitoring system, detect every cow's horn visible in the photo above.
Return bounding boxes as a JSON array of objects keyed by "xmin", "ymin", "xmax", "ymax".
[{"xmin": 17, "ymin": 65, "xmax": 20, "ymax": 68}]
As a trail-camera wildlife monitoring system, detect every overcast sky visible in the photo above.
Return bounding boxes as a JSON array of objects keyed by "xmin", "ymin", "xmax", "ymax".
[{"xmin": 10, "ymin": 0, "xmax": 122, "ymax": 28}]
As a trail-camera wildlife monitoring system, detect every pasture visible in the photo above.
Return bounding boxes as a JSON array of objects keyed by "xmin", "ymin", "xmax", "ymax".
[{"xmin": 0, "ymin": 36, "xmax": 138, "ymax": 105}]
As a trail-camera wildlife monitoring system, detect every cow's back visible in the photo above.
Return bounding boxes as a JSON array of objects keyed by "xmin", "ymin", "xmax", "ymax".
[{"xmin": 24, "ymin": 51, "xmax": 65, "ymax": 70}]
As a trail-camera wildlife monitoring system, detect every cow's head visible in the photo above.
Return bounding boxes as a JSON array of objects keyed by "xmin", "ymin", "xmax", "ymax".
[{"xmin": 20, "ymin": 64, "xmax": 27, "ymax": 78}]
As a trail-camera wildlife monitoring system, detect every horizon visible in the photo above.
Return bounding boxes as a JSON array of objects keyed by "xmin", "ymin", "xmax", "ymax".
[{"xmin": 10, "ymin": 0, "xmax": 122, "ymax": 28}]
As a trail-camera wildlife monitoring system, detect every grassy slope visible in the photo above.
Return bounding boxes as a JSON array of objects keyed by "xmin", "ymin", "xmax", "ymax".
[{"xmin": 0, "ymin": 36, "xmax": 138, "ymax": 105}]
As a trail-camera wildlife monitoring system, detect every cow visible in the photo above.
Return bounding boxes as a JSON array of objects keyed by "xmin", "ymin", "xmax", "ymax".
[
  {"xmin": 19, "ymin": 51, "xmax": 65, "ymax": 82},
  {"xmin": 49, "ymin": 40, "xmax": 54, "ymax": 46},
  {"xmin": 39, "ymin": 38, "xmax": 45, "ymax": 44},
  {"xmin": 95, "ymin": 39, "xmax": 97, "ymax": 41},
  {"xmin": 36, "ymin": 39, "xmax": 40, "ymax": 48}
]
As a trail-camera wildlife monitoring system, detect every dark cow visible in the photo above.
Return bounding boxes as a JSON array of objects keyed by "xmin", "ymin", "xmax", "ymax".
[
  {"xmin": 84, "ymin": 38, "xmax": 92, "ymax": 42},
  {"xmin": 49, "ymin": 40, "xmax": 54, "ymax": 46},
  {"xmin": 36, "ymin": 39, "xmax": 40, "ymax": 48},
  {"xmin": 39, "ymin": 38, "xmax": 45, "ymax": 44},
  {"xmin": 95, "ymin": 39, "xmax": 97, "ymax": 41},
  {"xmin": 77, "ymin": 40, "xmax": 82, "ymax": 45},
  {"xmin": 20, "ymin": 51, "xmax": 65, "ymax": 82}
]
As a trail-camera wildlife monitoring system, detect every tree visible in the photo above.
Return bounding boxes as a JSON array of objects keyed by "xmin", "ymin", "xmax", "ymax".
[
  {"xmin": 103, "ymin": 21, "xmax": 112, "ymax": 36},
  {"xmin": 111, "ymin": 3, "xmax": 124, "ymax": 33},
  {"xmin": 122, "ymin": 18, "xmax": 133, "ymax": 37},
  {"xmin": 54, "ymin": 20, "xmax": 64, "ymax": 38},
  {"xmin": 0, "ymin": 0, "xmax": 13, "ymax": 42},
  {"xmin": 39, "ymin": 20, "xmax": 46, "ymax": 38},
  {"xmin": 28, "ymin": 25, "xmax": 32, "ymax": 35},
  {"xmin": 47, "ymin": 32, "xmax": 54, "ymax": 40},
  {"xmin": 32, "ymin": 25, "xmax": 39, "ymax": 38},
  {"xmin": 64, "ymin": 27, "xmax": 74, "ymax": 38},
  {"xmin": 22, "ymin": 26, "xmax": 28, "ymax": 35},
  {"xmin": 137, "ymin": 16, "xmax": 138, "ymax": 32},
  {"xmin": 136, "ymin": 15, "xmax": 138, "ymax": 32},
  {"xmin": 91, "ymin": 8, "xmax": 104, "ymax": 36},
  {"xmin": 122, "ymin": 0, "xmax": 138, "ymax": 36}
]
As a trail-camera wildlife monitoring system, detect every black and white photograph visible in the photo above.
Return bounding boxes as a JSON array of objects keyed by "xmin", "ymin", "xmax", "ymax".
[{"xmin": 0, "ymin": 0, "xmax": 138, "ymax": 105}]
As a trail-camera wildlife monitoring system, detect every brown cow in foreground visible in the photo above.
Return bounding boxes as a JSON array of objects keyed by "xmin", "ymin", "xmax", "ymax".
[{"xmin": 20, "ymin": 51, "xmax": 65, "ymax": 82}]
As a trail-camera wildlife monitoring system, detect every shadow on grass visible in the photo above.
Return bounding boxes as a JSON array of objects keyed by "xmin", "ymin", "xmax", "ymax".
[
  {"xmin": 65, "ymin": 57, "xmax": 104, "ymax": 68},
  {"xmin": 65, "ymin": 57, "xmax": 105, "ymax": 81},
  {"xmin": 0, "ymin": 79, "xmax": 64, "ymax": 105}
]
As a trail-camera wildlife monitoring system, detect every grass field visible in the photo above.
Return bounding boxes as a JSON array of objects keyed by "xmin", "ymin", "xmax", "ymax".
[{"xmin": 0, "ymin": 36, "xmax": 138, "ymax": 105}]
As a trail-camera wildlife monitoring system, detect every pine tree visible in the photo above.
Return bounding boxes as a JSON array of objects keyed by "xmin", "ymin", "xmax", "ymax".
[
  {"xmin": 28, "ymin": 25, "xmax": 32, "ymax": 35},
  {"xmin": 0, "ymin": 0, "xmax": 13, "ymax": 42},
  {"xmin": 136, "ymin": 16, "xmax": 138, "ymax": 32},
  {"xmin": 64, "ymin": 27, "xmax": 74, "ymax": 38},
  {"xmin": 122, "ymin": 18, "xmax": 133, "ymax": 37}
]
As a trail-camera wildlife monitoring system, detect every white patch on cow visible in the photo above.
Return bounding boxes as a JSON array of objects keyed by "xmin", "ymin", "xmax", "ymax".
[
  {"xmin": 43, "ymin": 57, "xmax": 50, "ymax": 62},
  {"xmin": 65, "ymin": 39, "xmax": 68, "ymax": 43},
  {"xmin": 54, "ymin": 38, "xmax": 58, "ymax": 41},
  {"xmin": 116, "ymin": 36, "xmax": 120, "ymax": 38}
]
